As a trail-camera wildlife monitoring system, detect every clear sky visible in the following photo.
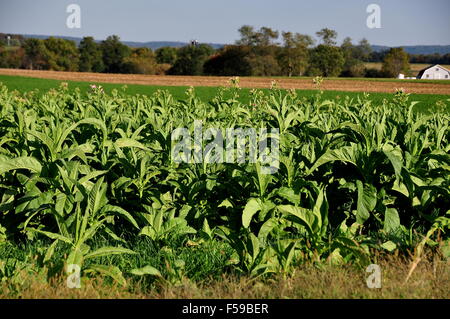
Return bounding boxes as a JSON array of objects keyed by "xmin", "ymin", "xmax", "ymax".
[{"xmin": 0, "ymin": 0, "xmax": 449, "ymax": 46}]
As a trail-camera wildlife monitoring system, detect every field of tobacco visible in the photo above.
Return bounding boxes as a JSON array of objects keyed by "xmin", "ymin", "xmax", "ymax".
[{"xmin": 0, "ymin": 82, "xmax": 448, "ymax": 289}]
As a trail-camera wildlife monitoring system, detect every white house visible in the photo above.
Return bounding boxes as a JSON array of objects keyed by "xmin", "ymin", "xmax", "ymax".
[{"xmin": 416, "ymin": 64, "xmax": 450, "ymax": 80}]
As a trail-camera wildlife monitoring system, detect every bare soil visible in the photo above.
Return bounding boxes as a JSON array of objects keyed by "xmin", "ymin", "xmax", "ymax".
[{"xmin": 1, "ymin": 68, "xmax": 450, "ymax": 95}]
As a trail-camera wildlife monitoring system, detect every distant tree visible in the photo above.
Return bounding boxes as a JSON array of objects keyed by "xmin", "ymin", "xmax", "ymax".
[
  {"xmin": 236, "ymin": 25, "xmax": 257, "ymax": 46},
  {"xmin": 246, "ymin": 54, "xmax": 281, "ymax": 76},
  {"xmin": 382, "ymin": 47, "xmax": 410, "ymax": 77},
  {"xmin": 22, "ymin": 38, "xmax": 50, "ymax": 70},
  {"xmin": 101, "ymin": 35, "xmax": 131, "ymax": 73},
  {"xmin": 369, "ymin": 49, "xmax": 389, "ymax": 62},
  {"xmin": 308, "ymin": 44, "xmax": 345, "ymax": 77},
  {"xmin": 0, "ymin": 47, "xmax": 25, "ymax": 69},
  {"xmin": 43, "ymin": 37, "xmax": 79, "ymax": 71},
  {"xmin": 278, "ymin": 32, "xmax": 313, "ymax": 76},
  {"xmin": 78, "ymin": 37, "xmax": 104, "ymax": 72},
  {"xmin": 169, "ymin": 43, "xmax": 214, "ymax": 75},
  {"xmin": 204, "ymin": 45, "xmax": 252, "ymax": 76},
  {"xmin": 122, "ymin": 47, "xmax": 157, "ymax": 74},
  {"xmin": 340, "ymin": 37, "xmax": 365, "ymax": 77},
  {"xmin": 236, "ymin": 25, "xmax": 279, "ymax": 46},
  {"xmin": 316, "ymin": 28, "xmax": 338, "ymax": 46},
  {"xmin": 256, "ymin": 27, "xmax": 279, "ymax": 46},
  {"xmin": 356, "ymin": 38, "xmax": 372, "ymax": 62},
  {"xmin": 155, "ymin": 46, "xmax": 178, "ymax": 65}
]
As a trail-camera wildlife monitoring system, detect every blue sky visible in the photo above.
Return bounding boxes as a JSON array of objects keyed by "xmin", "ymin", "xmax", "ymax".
[{"xmin": 0, "ymin": 0, "xmax": 449, "ymax": 46}]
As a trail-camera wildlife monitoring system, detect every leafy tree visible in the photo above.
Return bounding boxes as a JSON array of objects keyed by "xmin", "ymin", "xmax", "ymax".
[
  {"xmin": 356, "ymin": 38, "xmax": 372, "ymax": 62},
  {"xmin": 236, "ymin": 25, "xmax": 279, "ymax": 46},
  {"xmin": 316, "ymin": 28, "xmax": 338, "ymax": 46},
  {"xmin": 155, "ymin": 46, "xmax": 178, "ymax": 65},
  {"xmin": 0, "ymin": 47, "xmax": 25, "ymax": 68},
  {"xmin": 340, "ymin": 37, "xmax": 365, "ymax": 77},
  {"xmin": 78, "ymin": 37, "xmax": 104, "ymax": 72},
  {"xmin": 43, "ymin": 37, "xmax": 79, "ymax": 71},
  {"xmin": 22, "ymin": 38, "xmax": 50, "ymax": 70},
  {"xmin": 236, "ymin": 25, "xmax": 257, "ymax": 46},
  {"xmin": 246, "ymin": 54, "xmax": 281, "ymax": 76},
  {"xmin": 308, "ymin": 44, "xmax": 345, "ymax": 77},
  {"xmin": 382, "ymin": 48, "xmax": 410, "ymax": 77},
  {"xmin": 204, "ymin": 45, "xmax": 252, "ymax": 76},
  {"xmin": 278, "ymin": 32, "xmax": 313, "ymax": 76},
  {"xmin": 101, "ymin": 35, "xmax": 131, "ymax": 73},
  {"xmin": 169, "ymin": 44, "xmax": 213, "ymax": 75},
  {"xmin": 122, "ymin": 47, "xmax": 157, "ymax": 74}
]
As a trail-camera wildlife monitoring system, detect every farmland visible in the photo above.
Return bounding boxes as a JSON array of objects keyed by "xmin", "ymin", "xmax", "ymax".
[
  {"xmin": 0, "ymin": 76, "xmax": 449, "ymax": 299},
  {"xmin": 2, "ymin": 68, "xmax": 450, "ymax": 93},
  {"xmin": 365, "ymin": 62, "xmax": 450, "ymax": 77}
]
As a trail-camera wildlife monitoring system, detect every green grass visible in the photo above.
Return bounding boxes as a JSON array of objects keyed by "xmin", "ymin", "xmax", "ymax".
[{"xmin": 0, "ymin": 74, "xmax": 449, "ymax": 113}]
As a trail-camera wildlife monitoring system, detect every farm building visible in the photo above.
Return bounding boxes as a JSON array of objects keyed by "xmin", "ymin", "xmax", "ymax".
[{"xmin": 416, "ymin": 64, "xmax": 450, "ymax": 80}]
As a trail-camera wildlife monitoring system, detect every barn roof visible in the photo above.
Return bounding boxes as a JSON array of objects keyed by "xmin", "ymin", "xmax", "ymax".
[{"xmin": 417, "ymin": 64, "xmax": 450, "ymax": 78}]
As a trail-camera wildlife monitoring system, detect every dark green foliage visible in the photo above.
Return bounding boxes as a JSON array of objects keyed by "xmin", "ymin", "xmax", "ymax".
[
  {"xmin": 308, "ymin": 45, "xmax": 345, "ymax": 77},
  {"xmin": 100, "ymin": 35, "xmax": 131, "ymax": 73},
  {"xmin": 78, "ymin": 37, "xmax": 104, "ymax": 73},
  {"xmin": 169, "ymin": 44, "xmax": 214, "ymax": 75},
  {"xmin": 382, "ymin": 48, "xmax": 411, "ymax": 77}
]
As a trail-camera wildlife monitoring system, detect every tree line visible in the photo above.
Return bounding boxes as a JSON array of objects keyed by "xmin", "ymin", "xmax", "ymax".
[{"xmin": 0, "ymin": 27, "xmax": 448, "ymax": 78}]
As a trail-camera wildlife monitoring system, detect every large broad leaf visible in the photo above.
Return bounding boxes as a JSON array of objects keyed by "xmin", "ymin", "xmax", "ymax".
[
  {"xmin": 84, "ymin": 246, "xmax": 136, "ymax": 260},
  {"xmin": 278, "ymin": 205, "xmax": 314, "ymax": 236},
  {"xmin": 382, "ymin": 144, "xmax": 403, "ymax": 178},
  {"xmin": 87, "ymin": 177, "xmax": 107, "ymax": 215},
  {"xmin": 114, "ymin": 138, "xmax": 150, "ymax": 150},
  {"xmin": 130, "ymin": 265, "xmax": 162, "ymax": 277},
  {"xmin": 384, "ymin": 207, "xmax": 401, "ymax": 234},
  {"xmin": 258, "ymin": 217, "xmax": 278, "ymax": 243},
  {"xmin": 101, "ymin": 205, "xmax": 139, "ymax": 229},
  {"xmin": 312, "ymin": 188, "xmax": 328, "ymax": 234},
  {"xmin": 29, "ymin": 228, "xmax": 73, "ymax": 244},
  {"xmin": 140, "ymin": 226, "xmax": 156, "ymax": 240},
  {"xmin": 67, "ymin": 247, "xmax": 84, "ymax": 270},
  {"xmin": 356, "ymin": 180, "xmax": 377, "ymax": 225},
  {"xmin": 277, "ymin": 187, "xmax": 300, "ymax": 205},
  {"xmin": 242, "ymin": 198, "xmax": 262, "ymax": 228},
  {"xmin": 86, "ymin": 265, "xmax": 127, "ymax": 286},
  {"xmin": 307, "ymin": 144, "xmax": 357, "ymax": 175},
  {"xmin": 0, "ymin": 156, "xmax": 42, "ymax": 175}
]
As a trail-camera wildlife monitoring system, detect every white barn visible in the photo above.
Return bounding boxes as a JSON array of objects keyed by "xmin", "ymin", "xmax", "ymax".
[{"xmin": 416, "ymin": 64, "xmax": 450, "ymax": 80}]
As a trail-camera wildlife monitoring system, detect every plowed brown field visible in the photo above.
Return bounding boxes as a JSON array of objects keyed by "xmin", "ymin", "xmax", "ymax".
[{"xmin": 1, "ymin": 68, "xmax": 450, "ymax": 94}]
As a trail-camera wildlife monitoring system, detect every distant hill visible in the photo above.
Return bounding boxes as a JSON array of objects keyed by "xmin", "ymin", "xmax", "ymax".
[
  {"xmin": 10, "ymin": 34, "xmax": 450, "ymax": 54},
  {"xmin": 20, "ymin": 34, "xmax": 224, "ymax": 50},
  {"xmin": 372, "ymin": 45, "xmax": 450, "ymax": 55}
]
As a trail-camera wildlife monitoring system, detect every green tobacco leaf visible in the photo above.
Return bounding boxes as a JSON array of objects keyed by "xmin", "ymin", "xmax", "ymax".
[
  {"xmin": 0, "ymin": 156, "xmax": 42, "ymax": 175},
  {"xmin": 44, "ymin": 239, "xmax": 59, "ymax": 263},
  {"xmin": 84, "ymin": 246, "xmax": 136, "ymax": 260},
  {"xmin": 278, "ymin": 205, "xmax": 314, "ymax": 236},
  {"xmin": 258, "ymin": 217, "xmax": 278, "ymax": 242},
  {"xmin": 382, "ymin": 144, "xmax": 403, "ymax": 178},
  {"xmin": 356, "ymin": 180, "xmax": 377, "ymax": 225},
  {"xmin": 87, "ymin": 265, "xmax": 127, "ymax": 286},
  {"xmin": 114, "ymin": 138, "xmax": 150, "ymax": 150},
  {"xmin": 67, "ymin": 247, "xmax": 84, "ymax": 269},
  {"xmin": 29, "ymin": 228, "xmax": 73, "ymax": 244},
  {"xmin": 242, "ymin": 198, "xmax": 262, "ymax": 228},
  {"xmin": 307, "ymin": 144, "xmax": 357, "ymax": 175},
  {"xmin": 384, "ymin": 208, "xmax": 400, "ymax": 234},
  {"xmin": 381, "ymin": 241, "xmax": 397, "ymax": 252},
  {"xmin": 102, "ymin": 205, "xmax": 139, "ymax": 229},
  {"xmin": 130, "ymin": 265, "xmax": 162, "ymax": 277},
  {"xmin": 277, "ymin": 187, "xmax": 300, "ymax": 205}
]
